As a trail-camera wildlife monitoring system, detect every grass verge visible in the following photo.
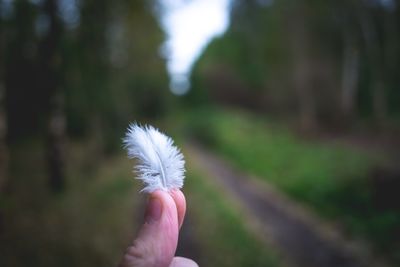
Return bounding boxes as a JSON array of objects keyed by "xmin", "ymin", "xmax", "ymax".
[
  {"xmin": 181, "ymin": 107, "xmax": 400, "ymax": 264},
  {"xmin": 185, "ymin": 169, "xmax": 282, "ymax": 267}
]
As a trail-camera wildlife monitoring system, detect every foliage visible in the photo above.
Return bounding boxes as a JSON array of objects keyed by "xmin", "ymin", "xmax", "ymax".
[
  {"xmin": 2, "ymin": 0, "xmax": 171, "ymax": 150},
  {"xmin": 188, "ymin": 0, "xmax": 400, "ymax": 128},
  {"xmin": 183, "ymin": 107, "xmax": 400, "ymax": 264},
  {"xmin": 0, "ymin": 142, "xmax": 139, "ymax": 267}
]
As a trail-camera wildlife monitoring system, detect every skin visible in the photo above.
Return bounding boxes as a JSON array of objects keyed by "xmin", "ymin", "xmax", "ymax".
[{"xmin": 118, "ymin": 189, "xmax": 198, "ymax": 267}]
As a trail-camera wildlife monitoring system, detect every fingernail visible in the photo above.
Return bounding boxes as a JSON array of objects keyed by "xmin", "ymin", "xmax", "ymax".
[{"xmin": 145, "ymin": 197, "xmax": 162, "ymax": 224}]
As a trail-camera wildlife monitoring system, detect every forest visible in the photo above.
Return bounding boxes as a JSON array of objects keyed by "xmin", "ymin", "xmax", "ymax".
[{"xmin": 0, "ymin": 0, "xmax": 399, "ymax": 267}]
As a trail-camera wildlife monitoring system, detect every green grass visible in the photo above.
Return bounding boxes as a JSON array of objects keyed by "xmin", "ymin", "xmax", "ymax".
[
  {"xmin": 1, "ymin": 143, "xmax": 142, "ymax": 267},
  {"xmin": 185, "ymin": 169, "xmax": 282, "ymax": 267},
  {"xmin": 1, "ymin": 140, "xmax": 283, "ymax": 267},
  {"xmin": 182, "ymin": 107, "xmax": 400, "ymax": 264}
]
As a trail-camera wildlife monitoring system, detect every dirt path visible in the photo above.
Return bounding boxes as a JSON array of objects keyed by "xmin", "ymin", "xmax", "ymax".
[{"xmin": 187, "ymin": 144, "xmax": 389, "ymax": 267}]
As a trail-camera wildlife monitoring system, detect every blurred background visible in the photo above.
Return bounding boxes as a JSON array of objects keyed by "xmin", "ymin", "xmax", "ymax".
[{"xmin": 0, "ymin": 0, "xmax": 399, "ymax": 266}]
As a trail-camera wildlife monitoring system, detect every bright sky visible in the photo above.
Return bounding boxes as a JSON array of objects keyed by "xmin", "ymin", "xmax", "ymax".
[{"xmin": 159, "ymin": 0, "xmax": 231, "ymax": 95}]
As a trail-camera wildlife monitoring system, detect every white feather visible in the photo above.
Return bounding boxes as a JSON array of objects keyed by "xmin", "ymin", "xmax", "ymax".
[{"xmin": 123, "ymin": 123, "xmax": 185, "ymax": 193}]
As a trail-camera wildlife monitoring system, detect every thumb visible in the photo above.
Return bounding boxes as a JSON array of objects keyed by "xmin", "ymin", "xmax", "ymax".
[{"xmin": 119, "ymin": 190, "xmax": 179, "ymax": 267}]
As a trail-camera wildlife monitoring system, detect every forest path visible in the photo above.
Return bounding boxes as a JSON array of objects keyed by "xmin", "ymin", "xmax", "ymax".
[{"xmin": 186, "ymin": 143, "xmax": 388, "ymax": 267}]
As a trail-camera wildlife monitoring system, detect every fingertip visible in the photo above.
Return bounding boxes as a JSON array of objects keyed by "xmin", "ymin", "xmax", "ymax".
[
  {"xmin": 170, "ymin": 189, "xmax": 186, "ymax": 229},
  {"xmin": 148, "ymin": 190, "xmax": 177, "ymax": 216},
  {"xmin": 120, "ymin": 190, "xmax": 181, "ymax": 267}
]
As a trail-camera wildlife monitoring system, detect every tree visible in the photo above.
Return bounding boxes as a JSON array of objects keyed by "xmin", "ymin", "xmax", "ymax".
[
  {"xmin": 39, "ymin": 0, "xmax": 66, "ymax": 192},
  {"xmin": 287, "ymin": 0, "xmax": 317, "ymax": 130},
  {"xmin": 63, "ymin": 0, "xmax": 170, "ymax": 152},
  {"xmin": 340, "ymin": 24, "xmax": 360, "ymax": 122},
  {"xmin": 190, "ymin": 0, "xmax": 400, "ymax": 130},
  {"xmin": 358, "ymin": 3, "xmax": 387, "ymax": 124},
  {"xmin": 0, "ymin": 1, "xmax": 8, "ymax": 191}
]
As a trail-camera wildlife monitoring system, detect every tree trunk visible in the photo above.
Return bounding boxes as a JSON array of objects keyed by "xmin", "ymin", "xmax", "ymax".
[
  {"xmin": 47, "ymin": 92, "xmax": 66, "ymax": 191},
  {"xmin": 289, "ymin": 2, "xmax": 316, "ymax": 130},
  {"xmin": 41, "ymin": 0, "xmax": 66, "ymax": 192},
  {"xmin": 371, "ymin": 79, "xmax": 386, "ymax": 123},
  {"xmin": 340, "ymin": 31, "xmax": 359, "ymax": 123},
  {"xmin": 0, "ymin": 4, "xmax": 8, "ymax": 192},
  {"xmin": 357, "ymin": 6, "xmax": 387, "ymax": 126},
  {"xmin": 0, "ymin": 82, "xmax": 7, "ymax": 192}
]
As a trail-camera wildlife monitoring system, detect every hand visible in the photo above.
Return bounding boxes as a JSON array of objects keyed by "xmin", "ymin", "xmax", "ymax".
[{"xmin": 118, "ymin": 189, "xmax": 198, "ymax": 267}]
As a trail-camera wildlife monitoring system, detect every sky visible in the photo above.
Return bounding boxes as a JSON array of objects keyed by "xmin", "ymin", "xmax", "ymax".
[{"xmin": 159, "ymin": 0, "xmax": 231, "ymax": 95}]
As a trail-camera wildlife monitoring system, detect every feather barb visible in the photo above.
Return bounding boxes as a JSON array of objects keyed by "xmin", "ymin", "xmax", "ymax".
[{"xmin": 123, "ymin": 123, "xmax": 185, "ymax": 193}]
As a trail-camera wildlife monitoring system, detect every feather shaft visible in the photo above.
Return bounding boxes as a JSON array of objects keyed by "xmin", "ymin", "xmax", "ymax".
[{"xmin": 154, "ymin": 149, "xmax": 167, "ymax": 188}]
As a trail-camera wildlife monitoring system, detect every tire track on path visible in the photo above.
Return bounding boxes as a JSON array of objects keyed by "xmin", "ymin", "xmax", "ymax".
[{"xmin": 187, "ymin": 143, "xmax": 389, "ymax": 267}]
